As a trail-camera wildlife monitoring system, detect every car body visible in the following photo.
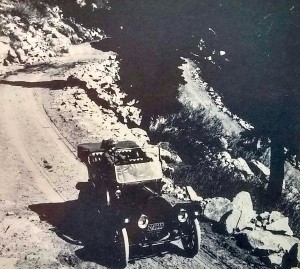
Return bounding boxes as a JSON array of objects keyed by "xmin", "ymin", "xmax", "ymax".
[{"xmin": 76, "ymin": 140, "xmax": 202, "ymax": 267}]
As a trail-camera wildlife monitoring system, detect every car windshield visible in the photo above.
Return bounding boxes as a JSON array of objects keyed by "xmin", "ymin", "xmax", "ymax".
[{"xmin": 114, "ymin": 146, "xmax": 163, "ymax": 183}]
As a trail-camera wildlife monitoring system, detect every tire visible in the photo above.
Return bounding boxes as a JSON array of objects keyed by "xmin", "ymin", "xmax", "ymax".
[
  {"xmin": 181, "ymin": 218, "xmax": 201, "ymax": 258},
  {"xmin": 113, "ymin": 227, "xmax": 129, "ymax": 268}
]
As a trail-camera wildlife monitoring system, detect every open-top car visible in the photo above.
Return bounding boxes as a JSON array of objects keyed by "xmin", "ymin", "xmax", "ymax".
[{"xmin": 76, "ymin": 140, "xmax": 202, "ymax": 267}]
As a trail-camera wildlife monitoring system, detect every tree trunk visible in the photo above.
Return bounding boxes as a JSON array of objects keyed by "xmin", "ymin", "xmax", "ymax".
[{"xmin": 267, "ymin": 136, "xmax": 285, "ymax": 201}]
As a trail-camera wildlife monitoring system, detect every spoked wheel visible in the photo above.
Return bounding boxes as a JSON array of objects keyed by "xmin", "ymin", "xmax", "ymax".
[
  {"xmin": 113, "ymin": 227, "xmax": 129, "ymax": 268},
  {"xmin": 181, "ymin": 218, "xmax": 201, "ymax": 258}
]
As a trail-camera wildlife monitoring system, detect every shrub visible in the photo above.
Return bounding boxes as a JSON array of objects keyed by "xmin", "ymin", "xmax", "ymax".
[
  {"xmin": 173, "ymin": 154, "xmax": 264, "ymax": 199},
  {"xmin": 10, "ymin": 0, "xmax": 40, "ymax": 23},
  {"xmin": 152, "ymin": 106, "xmax": 224, "ymax": 163}
]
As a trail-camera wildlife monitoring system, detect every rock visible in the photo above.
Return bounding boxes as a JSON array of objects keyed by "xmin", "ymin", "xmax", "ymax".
[
  {"xmin": 16, "ymin": 48, "xmax": 26, "ymax": 63},
  {"xmin": 5, "ymin": 212, "xmax": 15, "ymax": 216},
  {"xmin": 130, "ymin": 128, "xmax": 149, "ymax": 145},
  {"xmin": 0, "ymin": 37, "xmax": 10, "ymax": 64},
  {"xmin": 258, "ymin": 211, "xmax": 270, "ymax": 221},
  {"xmin": 225, "ymin": 192, "xmax": 256, "ymax": 234},
  {"xmin": 236, "ymin": 229, "xmax": 300, "ymax": 255},
  {"xmin": 266, "ymin": 217, "xmax": 293, "ymax": 236},
  {"xmin": 203, "ymin": 197, "xmax": 233, "ymax": 222},
  {"xmin": 159, "ymin": 148, "xmax": 182, "ymax": 164},
  {"xmin": 218, "ymin": 151, "xmax": 232, "ymax": 167},
  {"xmin": 225, "ymin": 209, "xmax": 242, "ymax": 234},
  {"xmin": 266, "ymin": 253, "xmax": 284, "ymax": 266},
  {"xmin": 244, "ymin": 222, "xmax": 256, "ymax": 231},
  {"xmin": 0, "ymin": 36, "xmax": 10, "ymax": 44},
  {"xmin": 161, "ymin": 177, "xmax": 174, "ymax": 194},
  {"xmin": 249, "ymin": 160, "xmax": 270, "ymax": 177},
  {"xmin": 8, "ymin": 49, "xmax": 17, "ymax": 59},
  {"xmin": 219, "ymin": 137, "xmax": 228, "ymax": 150},
  {"xmin": 232, "ymin": 157, "xmax": 254, "ymax": 176},
  {"xmin": 42, "ymin": 22, "xmax": 52, "ymax": 34},
  {"xmin": 50, "ymin": 33, "xmax": 71, "ymax": 53},
  {"xmin": 186, "ymin": 186, "xmax": 203, "ymax": 202},
  {"xmin": 256, "ymin": 221, "xmax": 262, "ymax": 228},
  {"xmin": 269, "ymin": 211, "xmax": 285, "ymax": 223}
]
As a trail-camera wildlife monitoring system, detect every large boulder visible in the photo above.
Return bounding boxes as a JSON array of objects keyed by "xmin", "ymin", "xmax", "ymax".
[
  {"xmin": 232, "ymin": 157, "xmax": 254, "ymax": 176},
  {"xmin": 249, "ymin": 160, "xmax": 270, "ymax": 178},
  {"xmin": 203, "ymin": 197, "xmax": 233, "ymax": 222},
  {"xmin": 265, "ymin": 253, "xmax": 285, "ymax": 267},
  {"xmin": 0, "ymin": 36, "xmax": 10, "ymax": 64},
  {"xmin": 130, "ymin": 128, "xmax": 149, "ymax": 145},
  {"xmin": 269, "ymin": 211, "xmax": 285, "ymax": 223},
  {"xmin": 50, "ymin": 32, "xmax": 71, "ymax": 53},
  {"xmin": 159, "ymin": 146, "xmax": 182, "ymax": 164},
  {"xmin": 236, "ymin": 229, "xmax": 300, "ymax": 255},
  {"xmin": 224, "ymin": 191, "xmax": 256, "ymax": 234},
  {"xmin": 266, "ymin": 217, "xmax": 293, "ymax": 236},
  {"xmin": 16, "ymin": 48, "xmax": 27, "ymax": 63}
]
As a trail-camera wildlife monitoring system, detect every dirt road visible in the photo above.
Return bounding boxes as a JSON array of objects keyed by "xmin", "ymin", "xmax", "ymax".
[{"xmin": 0, "ymin": 46, "xmax": 266, "ymax": 269}]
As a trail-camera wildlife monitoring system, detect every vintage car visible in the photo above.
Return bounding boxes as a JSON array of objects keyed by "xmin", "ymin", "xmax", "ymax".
[{"xmin": 76, "ymin": 140, "xmax": 202, "ymax": 268}]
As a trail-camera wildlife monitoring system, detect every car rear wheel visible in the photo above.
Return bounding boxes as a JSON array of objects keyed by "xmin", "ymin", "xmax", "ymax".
[
  {"xmin": 181, "ymin": 218, "xmax": 201, "ymax": 258},
  {"xmin": 113, "ymin": 227, "xmax": 129, "ymax": 268}
]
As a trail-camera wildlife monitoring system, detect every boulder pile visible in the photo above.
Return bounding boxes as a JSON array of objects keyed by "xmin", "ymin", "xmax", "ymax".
[
  {"xmin": 216, "ymin": 150, "xmax": 270, "ymax": 181},
  {"xmin": 64, "ymin": 58, "xmax": 141, "ymax": 126},
  {"xmin": 201, "ymin": 191, "xmax": 300, "ymax": 268},
  {"xmin": 0, "ymin": 3, "xmax": 104, "ymax": 66}
]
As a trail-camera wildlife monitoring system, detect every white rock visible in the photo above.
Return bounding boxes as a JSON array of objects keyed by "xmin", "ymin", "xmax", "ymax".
[
  {"xmin": 186, "ymin": 186, "xmax": 203, "ymax": 202},
  {"xmin": 249, "ymin": 160, "xmax": 270, "ymax": 177},
  {"xmin": 219, "ymin": 137, "xmax": 228, "ymax": 150},
  {"xmin": 237, "ymin": 229, "xmax": 300, "ymax": 255},
  {"xmin": 259, "ymin": 211, "xmax": 270, "ymax": 221},
  {"xmin": 130, "ymin": 128, "xmax": 149, "ymax": 145},
  {"xmin": 267, "ymin": 253, "xmax": 284, "ymax": 266},
  {"xmin": 269, "ymin": 211, "xmax": 285, "ymax": 223},
  {"xmin": 16, "ymin": 48, "xmax": 26, "ymax": 63},
  {"xmin": 218, "ymin": 151, "xmax": 232, "ymax": 162},
  {"xmin": 159, "ymin": 148, "xmax": 182, "ymax": 164},
  {"xmin": 266, "ymin": 217, "xmax": 293, "ymax": 236},
  {"xmin": 203, "ymin": 197, "xmax": 233, "ymax": 222},
  {"xmin": 225, "ymin": 192, "xmax": 256, "ymax": 233},
  {"xmin": 232, "ymin": 157, "xmax": 254, "ymax": 176}
]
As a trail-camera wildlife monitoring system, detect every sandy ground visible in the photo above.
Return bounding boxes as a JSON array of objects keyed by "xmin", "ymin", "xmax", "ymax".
[{"xmin": 0, "ymin": 43, "xmax": 268, "ymax": 269}]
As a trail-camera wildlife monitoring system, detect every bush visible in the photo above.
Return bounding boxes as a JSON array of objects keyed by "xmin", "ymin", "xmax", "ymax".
[
  {"xmin": 10, "ymin": 0, "xmax": 39, "ymax": 23},
  {"xmin": 173, "ymin": 154, "xmax": 264, "ymax": 199},
  {"xmin": 152, "ymin": 106, "xmax": 224, "ymax": 163}
]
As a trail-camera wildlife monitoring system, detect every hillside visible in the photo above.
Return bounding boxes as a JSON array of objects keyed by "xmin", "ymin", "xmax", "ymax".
[{"xmin": 0, "ymin": 1, "xmax": 300, "ymax": 269}]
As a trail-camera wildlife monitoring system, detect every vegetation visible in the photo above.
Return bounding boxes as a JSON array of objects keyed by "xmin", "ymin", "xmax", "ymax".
[
  {"xmin": 152, "ymin": 106, "xmax": 300, "ymax": 236},
  {"xmin": 185, "ymin": 0, "xmax": 300, "ymax": 201}
]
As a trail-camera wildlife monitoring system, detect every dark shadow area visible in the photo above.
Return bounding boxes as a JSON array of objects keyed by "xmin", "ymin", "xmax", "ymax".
[
  {"xmin": 1, "ymin": 63, "xmax": 58, "ymax": 79},
  {"xmin": 0, "ymin": 79, "xmax": 70, "ymax": 90},
  {"xmin": 29, "ymin": 200, "xmax": 119, "ymax": 267},
  {"xmin": 29, "ymin": 200, "xmax": 185, "ymax": 267}
]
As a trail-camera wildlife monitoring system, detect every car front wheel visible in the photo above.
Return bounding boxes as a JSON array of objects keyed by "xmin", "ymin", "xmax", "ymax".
[
  {"xmin": 181, "ymin": 218, "xmax": 201, "ymax": 258},
  {"xmin": 113, "ymin": 227, "xmax": 129, "ymax": 268}
]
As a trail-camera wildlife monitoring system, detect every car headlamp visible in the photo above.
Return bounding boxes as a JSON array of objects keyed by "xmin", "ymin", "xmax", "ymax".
[
  {"xmin": 178, "ymin": 209, "xmax": 188, "ymax": 223},
  {"xmin": 115, "ymin": 189, "xmax": 121, "ymax": 199},
  {"xmin": 138, "ymin": 214, "xmax": 149, "ymax": 229}
]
